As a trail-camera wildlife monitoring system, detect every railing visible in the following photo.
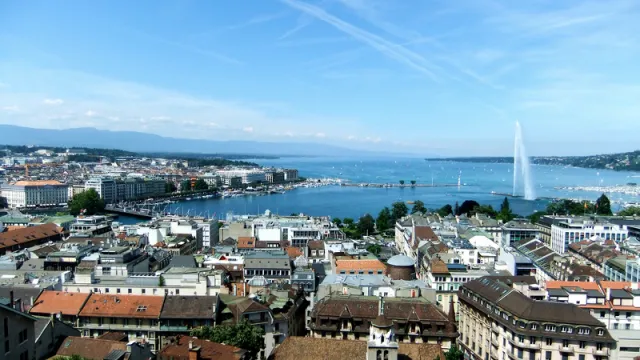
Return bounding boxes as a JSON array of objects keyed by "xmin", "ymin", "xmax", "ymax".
[{"xmin": 159, "ymin": 325, "xmax": 189, "ymax": 331}]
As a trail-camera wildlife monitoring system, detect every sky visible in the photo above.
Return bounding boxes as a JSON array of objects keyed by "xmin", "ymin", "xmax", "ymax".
[{"xmin": 1, "ymin": 0, "xmax": 640, "ymax": 156}]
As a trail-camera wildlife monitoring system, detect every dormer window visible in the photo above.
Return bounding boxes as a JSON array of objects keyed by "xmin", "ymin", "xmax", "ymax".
[
  {"xmin": 578, "ymin": 328, "xmax": 590, "ymax": 335},
  {"xmin": 597, "ymin": 329, "xmax": 604, "ymax": 336},
  {"xmin": 545, "ymin": 325, "xmax": 556, "ymax": 332},
  {"xmin": 531, "ymin": 324, "xmax": 538, "ymax": 330}
]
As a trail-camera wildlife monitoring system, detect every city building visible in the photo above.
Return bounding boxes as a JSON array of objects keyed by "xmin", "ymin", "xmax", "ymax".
[
  {"xmin": 158, "ymin": 337, "xmax": 247, "ymax": 360},
  {"xmin": 501, "ymin": 219, "xmax": 539, "ymax": 247},
  {"xmin": 216, "ymin": 169, "xmax": 266, "ymax": 184},
  {"xmin": 0, "ymin": 223, "xmax": 63, "ymax": 255},
  {"xmin": 282, "ymin": 169, "xmax": 298, "ymax": 182},
  {"xmin": 265, "ymin": 171, "xmax": 285, "ymax": 184},
  {"xmin": 551, "ymin": 217, "xmax": 629, "ymax": 254},
  {"xmin": 309, "ymin": 295, "xmax": 457, "ymax": 349},
  {"xmin": 244, "ymin": 251, "xmax": 291, "ymax": 283},
  {"xmin": 85, "ymin": 177, "xmax": 117, "ymax": 204},
  {"xmin": 458, "ymin": 276, "xmax": 615, "ymax": 360},
  {"xmin": 0, "ymin": 300, "xmax": 37, "ymax": 360},
  {"xmin": 157, "ymin": 295, "xmax": 217, "ymax": 347},
  {"xmin": 1, "ymin": 180, "xmax": 69, "ymax": 208}
]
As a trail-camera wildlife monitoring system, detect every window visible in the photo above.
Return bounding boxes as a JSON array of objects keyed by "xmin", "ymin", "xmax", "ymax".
[
  {"xmin": 545, "ymin": 351, "xmax": 552, "ymax": 360},
  {"xmin": 105, "ymin": 288, "xmax": 110, "ymax": 293},
  {"xmin": 562, "ymin": 340, "xmax": 569, "ymax": 348},
  {"xmin": 531, "ymin": 324, "xmax": 538, "ymax": 330},
  {"xmin": 597, "ymin": 329, "xmax": 605, "ymax": 336},
  {"xmin": 530, "ymin": 337, "xmax": 536, "ymax": 345},
  {"xmin": 625, "ymin": 324, "xmax": 631, "ymax": 330},
  {"xmin": 128, "ymin": 289, "xmax": 132, "ymax": 294},
  {"xmin": 546, "ymin": 338, "xmax": 553, "ymax": 346},
  {"xmin": 141, "ymin": 289, "xmax": 146, "ymax": 294},
  {"xmin": 579, "ymin": 341, "xmax": 585, "ymax": 349},
  {"xmin": 544, "ymin": 325, "xmax": 556, "ymax": 332},
  {"xmin": 597, "ymin": 343, "xmax": 604, "ymax": 351},
  {"xmin": 600, "ymin": 311, "xmax": 605, "ymax": 318},
  {"xmin": 116, "ymin": 288, "xmax": 121, "ymax": 294},
  {"xmin": 175, "ymin": 289, "xmax": 180, "ymax": 295}
]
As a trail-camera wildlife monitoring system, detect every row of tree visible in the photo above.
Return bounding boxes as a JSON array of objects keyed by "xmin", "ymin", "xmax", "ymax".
[{"xmin": 528, "ymin": 194, "xmax": 613, "ymax": 223}]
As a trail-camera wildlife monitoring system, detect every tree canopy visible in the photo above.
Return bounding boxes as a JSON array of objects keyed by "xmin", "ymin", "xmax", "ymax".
[
  {"xmin": 367, "ymin": 244, "xmax": 382, "ymax": 256},
  {"xmin": 618, "ymin": 206, "xmax": 640, "ymax": 216},
  {"xmin": 165, "ymin": 182, "xmax": 177, "ymax": 193},
  {"xmin": 497, "ymin": 197, "xmax": 516, "ymax": 222},
  {"xmin": 357, "ymin": 214, "xmax": 375, "ymax": 236},
  {"xmin": 376, "ymin": 207, "xmax": 392, "ymax": 232},
  {"xmin": 190, "ymin": 321, "xmax": 265, "ymax": 359},
  {"xmin": 69, "ymin": 188, "xmax": 105, "ymax": 216},
  {"xmin": 194, "ymin": 178, "xmax": 209, "ymax": 190},
  {"xmin": 457, "ymin": 200, "xmax": 479, "ymax": 216},
  {"xmin": 333, "ymin": 218, "xmax": 342, "ymax": 227},
  {"xmin": 595, "ymin": 194, "xmax": 612, "ymax": 215},
  {"xmin": 391, "ymin": 201, "xmax": 409, "ymax": 222},
  {"xmin": 411, "ymin": 200, "xmax": 427, "ymax": 214},
  {"xmin": 180, "ymin": 180, "xmax": 192, "ymax": 191}
]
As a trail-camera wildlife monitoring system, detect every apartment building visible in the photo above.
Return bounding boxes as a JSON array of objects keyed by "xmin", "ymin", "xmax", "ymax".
[
  {"xmin": 1, "ymin": 301, "xmax": 37, "ymax": 360},
  {"xmin": 501, "ymin": 219, "xmax": 539, "ymax": 247},
  {"xmin": 85, "ymin": 177, "xmax": 117, "ymax": 204},
  {"xmin": 77, "ymin": 293, "xmax": 165, "ymax": 352},
  {"xmin": 0, "ymin": 180, "xmax": 69, "ymax": 208},
  {"xmin": 309, "ymin": 295, "xmax": 457, "ymax": 350},
  {"xmin": 458, "ymin": 277, "xmax": 615, "ymax": 360},
  {"xmin": 545, "ymin": 280, "xmax": 640, "ymax": 360},
  {"xmin": 243, "ymin": 251, "xmax": 291, "ymax": 283}
]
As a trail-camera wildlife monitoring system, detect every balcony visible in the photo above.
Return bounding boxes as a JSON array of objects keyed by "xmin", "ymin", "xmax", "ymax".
[
  {"xmin": 560, "ymin": 346, "xmax": 574, "ymax": 353},
  {"xmin": 491, "ymin": 337, "xmax": 499, "ymax": 347},
  {"xmin": 159, "ymin": 325, "xmax": 189, "ymax": 332},
  {"xmin": 593, "ymin": 348, "xmax": 610, "ymax": 356},
  {"xmin": 81, "ymin": 322, "xmax": 157, "ymax": 331},
  {"xmin": 508, "ymin": 337, "xmax": 540, "ymax": 350}
]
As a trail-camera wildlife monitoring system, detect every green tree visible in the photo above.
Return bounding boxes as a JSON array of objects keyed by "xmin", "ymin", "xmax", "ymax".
[
  {"xmin": 497, "ymin": 197, "xmax": 515, "ymax": 222},
  {"xmin": 333, "ymin": 218, "xmax": 342, "ymax": 227},
  {"xmin": 410, "ymin": 180, "xmax": 416, "ymax": 186},
  {"xmin": 596, "ymin": 193, "xmax": 613, "ymax": 215},
  {"xmin": 411, "ymin": 200, "xmax": 427, "ymax": 214},
  {"xmin": 473, "ymin": 204, "xmax": 497, "ymax": 218},
  {"xmin": 437, "ymin": 204, "xmax": 453, "ymax": 217},
  {"xmin": 165, "ymin": 182, "xmax": 177, "ymax": 193},
  {"xmin": 399, "ymin": 180, "xmax": 405, "ymax": 186},
  {"xmin": 527, "ymin": 211, "xmax": 547, "ymax": 224},
  {"xmin": 391, "ymin": 201, "xmax": 409, "ymax": 222},
  {"xmin": 194, "ymin": 178, "xmax": 209, "ymax": 190},
  {"xmin": 180, "ymin": 180, "xmax": 192, "ymax": 191},
  {"xmin": 68, "ymin": 189, "xmax": 105, "ymax": 216},
  {"xmin": 191, "ymin": 321, "xmax": 265, "ymax": 359},
  {"xmin": 158, "ymin": 275, "xmax": 165, "ymax": 286},
  {"xmin": 457, "ymin": 200, "xmax": 480, "ymax": 216},
  {"xmin": 357, "ymin": 214, "xmax": 376, "ymax": 236},
  {"xmin": 343, "ymin": 218, "xmax": 355, "ymax": 227},
  {"xmin": 444, "ymin": 344, "xmax": 464, "ymax": 360},
  {"xmin": 367, "ymin": 244, "xmax": 382, "ymax": 256},
  {"xmin": 376, "ymin": 207, "xmax": 392, "ymax": 231},
  {"xmin": 618, "ymin": 206, "xmax": 640, "ymax": 216}
]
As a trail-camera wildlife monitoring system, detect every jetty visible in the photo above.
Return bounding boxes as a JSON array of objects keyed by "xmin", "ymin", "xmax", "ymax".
[{"xmin": 341, "ymin": 183, "xmax": 461, "ymax": 188}]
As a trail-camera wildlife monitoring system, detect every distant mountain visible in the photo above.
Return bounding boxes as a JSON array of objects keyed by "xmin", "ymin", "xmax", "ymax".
[
  {"xmin": 0, "ymin": 125, "xmax": 386, "ymax": 157},
  {"xmin": 426, "ymin": 151, "xmax": 640, "ymax": 172}
]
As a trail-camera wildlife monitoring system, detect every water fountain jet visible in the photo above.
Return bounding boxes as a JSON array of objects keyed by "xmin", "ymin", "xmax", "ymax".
[{"xmin": 513, "ymin": 121, "xmax": 536, "ymax": 200}]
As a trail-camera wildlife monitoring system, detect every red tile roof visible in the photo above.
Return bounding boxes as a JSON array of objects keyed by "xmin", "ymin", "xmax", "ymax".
[
  {"xmin": 30, "ymin": 291, "xmax": 91, "ymax": 316},
  {"xmin": 79, "ymin": 294, "xmax": 165, "ymax": 318},
  {"xmin": 54, "ymin": 336, "xmax": 127, "ymax": 359},
  {"xmin": 336, "ymin": 259, "xmax": 387, "ymax": 274},
  {"xmin": 237, "ymin": 237, "xmax": 256, "ymax": 249}
]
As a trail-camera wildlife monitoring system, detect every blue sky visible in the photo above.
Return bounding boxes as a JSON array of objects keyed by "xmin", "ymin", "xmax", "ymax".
[{"xmin": 1, "ymin": 0, "xmax": 639, "ymax": 156}]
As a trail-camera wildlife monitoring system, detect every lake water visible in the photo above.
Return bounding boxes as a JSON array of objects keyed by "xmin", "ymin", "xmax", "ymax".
[{"xmin": 117, "ymin": 157, "xmax": 640, "ymax": 224}]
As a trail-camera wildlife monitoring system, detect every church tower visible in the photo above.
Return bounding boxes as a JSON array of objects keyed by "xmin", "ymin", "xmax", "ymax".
[{"xmin": 366, "ymin": 295, "xmax": 399, "ymax": 360}]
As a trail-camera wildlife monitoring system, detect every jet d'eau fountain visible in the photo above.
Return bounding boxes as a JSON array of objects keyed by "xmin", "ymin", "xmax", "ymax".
[{"xmin": 513, "ymin": 121, "xmax": 536, "ymax": 200}]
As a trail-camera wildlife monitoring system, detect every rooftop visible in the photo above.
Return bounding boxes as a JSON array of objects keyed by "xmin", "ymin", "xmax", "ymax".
[
  {"xmin": 159, "ymin": 337, "xmax": 246, "ymax": 360},
  {"xmin": 54, "ymin": 336, "xmax": 127, "ymax": 360},
  {"xmin": 79, "ymin": 293, "xmax": 165, "ymax": 318},
  {"xmin": 30, "ymin": 291, "xmax": 91, "ymax": 316}
]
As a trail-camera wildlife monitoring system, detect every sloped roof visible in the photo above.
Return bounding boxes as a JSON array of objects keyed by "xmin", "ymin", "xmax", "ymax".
[
  {"xmin": 0, "ymin": 223, "xmax": 62, "ymax": 251},
  {"xmin": 79, "ymin": 293, "xmax": 164, "ymax": 318},
  {"xmin": 161, "ymin": 296, "xmax": 216, "ymax": 319},
  {"xmin": 54, "ymin": 336, "xmax": 127, "ymax": 360},
  {"xmin": 30, "ymin": 291, "xmax": 90, "ymax": 316},
  {"xmin": 158, "ymin": 337, "xmax": 246, "ymax": 360}
]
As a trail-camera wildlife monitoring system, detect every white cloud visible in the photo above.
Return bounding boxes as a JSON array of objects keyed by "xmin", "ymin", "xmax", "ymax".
[
  {"xmin": 84, "ymin": 110, "xmax": 97, "ymax": 117},
  {"xmin": 242, "ymin": 126, "xmax": 254, "ymax": 133},
  {"xmin": 315, "ymin": 132, "xmax": 326, "ymax": 138},
  {"xmin": 2, "ymin": 105, "xmax": 19, "ymax": 112},
  {"xmin": 347, "ymin": 135, "xmax": 356, "ymax": 140},
  {"xmin": 43, "ymin": 98, "xmax": 64, "ymax": 105}
]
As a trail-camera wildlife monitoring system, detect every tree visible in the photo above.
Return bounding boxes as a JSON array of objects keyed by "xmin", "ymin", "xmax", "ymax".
[
  {"xmin": 618, "ymin": 206, "xmax": 640, "ymax": 216},
  {"xmin": 444, "ymin": 344, "xmax": 464, "ymax": 360},
  {"xmin": 194, "ymin": 178, "xmax": 209, "ymax": 191},
  {"xmin": 165, "ymin": 182, "xmax": 177, "ymax": 193},
  {"xmin": 399, "ymin": 180, "xmax": 405, "ymax": 186},
  {"xmin": 528, "ymin": 210, "xmax": 547, "ymax": 224},
  {"xmin": 333, "ymin": 218, "xmax": 342, "ymax": 227},
  {"xmin": 473, "ymin": 204, "xmax": 497, "ymax": 218},
  {"xmin": 180, "ymin": 180, "xmax": 192, "ymax": 192},
  {"xmin": 343, "ymin": 218, "xmax": 355, "ymax": 227},
  {"xmin": 596, "ymin": 193, "xmax": 613, "ymax": 215},
  {"xmin": 497, "ymin": 197, "xmax": 515, "ymax": 222},
  {"xmin": 454, "ymin": 202, "xmax": 460, "ymax": 216},
  {"xmin": 367, "ymin": 244, "xmax": 382, "ymax": 256},
  {"xmin": 357, "ymin": 214, "xmax": 376, "ymax": 236},
  {"xmin": 158, "ymin": 275, "xmax": 165, "ymax": 286},
  {"xmin": 411, "ymin": 200, "xmax": 427, "ymax": 214},
  {"xmin": 376, "ymin": 207, "xmax": 392, "ymax": 232},
  {"xmin": 391, "ymin": 201, "xmax": 409, "ymax": 222},
  {"xmin": 457, "ymin": 200, "xmax": 480, "ymax": 216},
  {"xmin": 410, "ymin": 180, "xmax": 416, "ymax": 186},
  {"xmin": 68, "ymin": 189, "xmax": 105, "ymax": 216},
  {"xmin": 437, "ymin": 204, "xmax": 453, "ymax": 217},
  {"xmin": 191, "ymin": 321, "xmax": 265, "ymax": 359}
]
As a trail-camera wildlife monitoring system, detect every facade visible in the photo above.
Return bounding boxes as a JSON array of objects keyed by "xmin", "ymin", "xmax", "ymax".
[
  {"xmin": 551, "ymin": 218, "xmax": 629, "ymax": 254},
  {"xmin": 458, "ymin": 277, "xmax": 615, "ymax": 360},
  {"xmin": 265, "ymin": 171, "xmax": 285, "ymax": 184},
  {"xmin": 501, "ymin": 219, "xmax": 539, "ymax": 247},
  {"xmin": 309, "ymin": 295, "xmax": 457, "ymax": 350},
  {"xmin": 85, "ymin": 177, "xmax": 117, "ymax": 204},
  {"xmin": 217, "ymin": 169, "xmax": 266, "ymax": 184},
  {"xmin": 244, "ymin": 251, "xmax": 291, "ymax": 283},
  {"xmin": 1, "ymin": 302, "xmax": 37, "ymax": 360},
  {"xmin": 283, "ymin": 169, "xmax": 298, "ymax": 182},
  {"xmin": 1, "ymin": 180, "xmax": 68, "ymax": 208}
]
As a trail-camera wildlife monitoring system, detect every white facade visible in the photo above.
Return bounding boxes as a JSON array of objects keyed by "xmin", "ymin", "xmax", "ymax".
[
  {"xmin": 552, "ymin": 220, "xmax": 628, "ymax": 253},
  {"xmin": 1, "ymin": 180, "xmax": 68, "ymax": 208},
  {"xmin": 85, "ymin": 177, "xmax": 117, "ymax": 203},
  {"xmin": 216, "ymin": 169, "xmax": 266, "ymax": 184}
]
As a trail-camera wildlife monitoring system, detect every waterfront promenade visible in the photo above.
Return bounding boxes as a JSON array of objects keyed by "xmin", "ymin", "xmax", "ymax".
[{"xmin": 340, "ymin": 182, "xmax": 460, "ymax": 188}]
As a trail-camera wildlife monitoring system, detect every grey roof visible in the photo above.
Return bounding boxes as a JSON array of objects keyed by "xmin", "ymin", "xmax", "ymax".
[
  {"xmin": 610, "ymin": 289, "xmax": 634, "ymax": 299},
  {"xmin": 34, "ymin": 317, "xmax": 51, "ymax": 340},
  {"xmin": 104, "ymin": 349, "xmax": 127, "ymax": 360},
  {"xmin": 292, "ymin": 270, "xmax": 315, "ymax": 281},
  {"xmin": 0, "ymin": 287, "xmax": 42, "ymax": 307},
  {"xmin": 161, "ymin": 295, "xmax": 216, "ymax": 319},
  {"xmin": 244, "ymin": 255, "xmax": 290, "ymax": 269},
  {"xmin": 321, "ymin": 274, "xmax": 390, "ymax": 287},
  {"xmin": 586, "ymin": 289, "xmax": 605, "ymax": 298},
  {"xmin": 170, "ymin": 255, "xmax": 196, "ymax": 268},
  {"xmin": 387, "ymin": 254, "xmax": 414, "ymax": 267},
  {"xmin": 547, "ymin": 289, "xmax": 568, "ymax": 297}
]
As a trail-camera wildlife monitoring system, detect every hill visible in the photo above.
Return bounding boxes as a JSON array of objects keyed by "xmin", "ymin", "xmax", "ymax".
[{"xmin": 427, "ymin": 151, "xmax": 640, "ymax": 171}]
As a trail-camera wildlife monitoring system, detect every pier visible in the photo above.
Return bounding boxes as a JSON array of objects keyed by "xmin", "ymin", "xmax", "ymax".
[{"xmin": 341, "ymin": 183, "xmax": 461, "ymax": 188}]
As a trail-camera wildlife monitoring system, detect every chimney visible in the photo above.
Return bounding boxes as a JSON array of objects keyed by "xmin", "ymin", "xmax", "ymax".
[{"xmin": 188, "ymin": 345, "xmax": 201, "ymax": 360}]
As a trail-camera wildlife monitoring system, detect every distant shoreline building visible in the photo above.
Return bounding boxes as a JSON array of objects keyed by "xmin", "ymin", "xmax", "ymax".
[{"xmin": 0, "ymin": 180, "xmax": 68, "ymax": 208}]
